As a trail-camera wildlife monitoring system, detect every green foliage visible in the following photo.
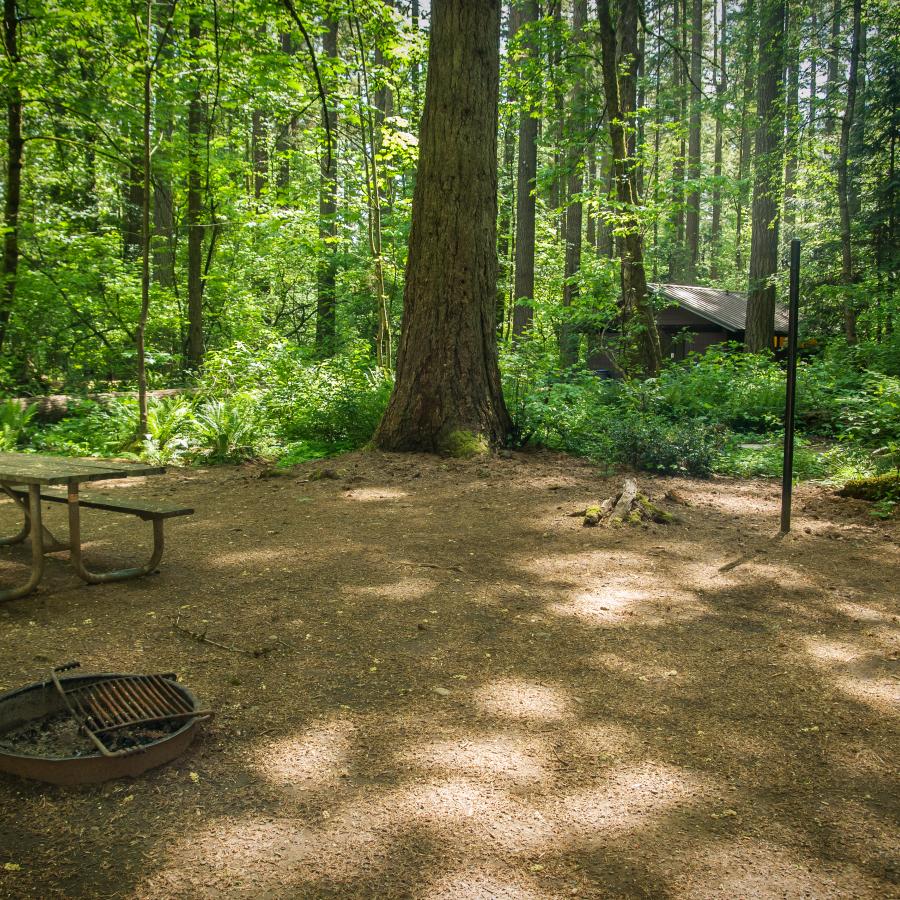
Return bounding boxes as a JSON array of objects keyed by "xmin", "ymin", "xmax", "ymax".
[{"xmin": 0, "ymin": 401, "xmax": 38, "ymax": 450}]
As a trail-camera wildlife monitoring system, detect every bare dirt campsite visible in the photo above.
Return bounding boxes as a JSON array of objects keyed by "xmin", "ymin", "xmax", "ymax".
[{"xmin": 1, "ymin": 451, "xmax": 897, "ymax": 899}]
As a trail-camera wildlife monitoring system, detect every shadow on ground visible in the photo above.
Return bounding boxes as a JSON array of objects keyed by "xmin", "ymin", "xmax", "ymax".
[{"xmin": 0, "ymin": 450, "xmax": 897, "ymax": 899}]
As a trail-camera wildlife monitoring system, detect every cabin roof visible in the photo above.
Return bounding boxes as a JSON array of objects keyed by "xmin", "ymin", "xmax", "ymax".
[{"xmin": 649, "ymin": 283, "xmax": 790, "ymax": 334}]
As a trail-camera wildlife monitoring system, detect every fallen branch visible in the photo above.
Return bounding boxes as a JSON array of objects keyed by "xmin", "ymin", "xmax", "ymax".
[
  {"xmin": 171, "ymin": 616, "xmax": 284, "ymax": 657},
  {"xmin": 398, "ymin": 560, "xmax": 465, "ymax": 573}
]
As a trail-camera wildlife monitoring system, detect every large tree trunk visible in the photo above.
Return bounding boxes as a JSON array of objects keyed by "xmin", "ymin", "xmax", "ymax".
[
  {"xmin": 597, "ymin": 0, "xmax": 663, "ymax": 376},
  {"xmin": 0, "ymin": 0, "xmax": 22, "ymax": 353},
  {"xmin": 512, "ymin": 0, "xmax": 538, "ymax": 338},
  {"xmin": 837, "ymin": 0, "xmax": 862, "ymax": 344},
  {"xmin": 186, "ymin": 11, "xmax": 204, "ymax": 369},
  {"xmin": 745, "ymin": 0, "xmax": 786, "ymax": 352},
  {"xmin": 374, "ymin": 0, "xmax": 511, "ymax": 452},
  {"xmin": 684, "ymin": 0, "xmax": 704, "ymax": 283},
  {"xmin": 316, "ymin": 18, "xmax": 339, "ymax": 356},
  {"xmin": 560, "ymin": 0, "xmax": 587, "ymax": 368}
]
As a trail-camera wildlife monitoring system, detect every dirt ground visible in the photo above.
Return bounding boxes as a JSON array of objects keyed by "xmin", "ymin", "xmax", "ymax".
[{"xmin": 0, "ymin": 450, "xmax": 897, "ymax": 899}]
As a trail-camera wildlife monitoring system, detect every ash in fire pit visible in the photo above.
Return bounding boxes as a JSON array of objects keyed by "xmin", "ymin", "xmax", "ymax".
[
  {"xmin": 0, "ymin": 664, "xmax": 212, "ymax": 785},
  {"xmin": 0, "ymin": 711, "xmax": 182, "ymax": 758}
]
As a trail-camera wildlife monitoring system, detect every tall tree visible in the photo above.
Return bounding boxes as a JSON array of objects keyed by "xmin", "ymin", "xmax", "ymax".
[
  {"xmin": 745, "ymin": 0, "xmax": 786, "ymax": 352},
  {"xmin": 668, "ymin": 0, "xmax": 688, "ymax": 281},
  {"xmin": 560, "ymin": 0, "xmax": 587, "ymax": 367},
  {"xmin": 709, "ymin": 0, "xmax": 727, "ymax": 279},
  {"xmin": 512, "ymin": 0, "xmax": 539, "ymax": 338},
  {"xmin": 596, "ymin": 0, "xmax": 663, "ymax": 374},
  {"xmin": 186, "ymin": 10, "xmax": 204, "ymax": 369},
  {"xmin": 735, "ymin": 0, "xmax": 756, "ymax": 272},
  {"xmin": 837, "ymin": 0, "xmax": 863, "ymax": 343},
  {"xmin": 684, "ymin": 0, "xmax": 704, "ymax": 282},
  {"xmin": 0, "ymin": 0, "xmax": 22, "ymax": 352},
  {"xmin": 316, "ymin": 18, "xmax": 339, "ymax": 356},
  {"xmin": 374, "ymin": 0, "xmax": 511, "ymax": 451}
]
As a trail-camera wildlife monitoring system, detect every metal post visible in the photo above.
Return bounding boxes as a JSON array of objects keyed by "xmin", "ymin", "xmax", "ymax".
[{"xmin": 780, "ymin": 239, "xmax": 801, "ymax": 533}]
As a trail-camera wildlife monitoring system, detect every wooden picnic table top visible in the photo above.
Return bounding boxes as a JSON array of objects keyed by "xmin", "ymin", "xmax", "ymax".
[{"xmin": 0, "ymin": 452, "xmax": 164, "ymax": 486}]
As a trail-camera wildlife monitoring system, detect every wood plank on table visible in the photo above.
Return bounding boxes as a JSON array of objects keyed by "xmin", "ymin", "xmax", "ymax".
[{"xmin": 0, "ymin": 452, "xmax": 165, "ymax": 485}]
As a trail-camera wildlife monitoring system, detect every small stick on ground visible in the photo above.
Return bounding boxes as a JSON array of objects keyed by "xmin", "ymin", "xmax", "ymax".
[{"xmin": 171, "ymin": 616, "xmax": 280, "ymax": 658}]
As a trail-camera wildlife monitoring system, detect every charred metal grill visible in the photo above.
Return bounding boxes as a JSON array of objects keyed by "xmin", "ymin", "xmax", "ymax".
[{"xmin": 50, "ymin": 664, "xmax": 211, "ymax": 758}]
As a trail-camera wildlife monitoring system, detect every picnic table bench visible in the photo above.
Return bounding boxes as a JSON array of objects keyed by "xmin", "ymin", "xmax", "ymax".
[{"xmin": 0, "ymin": 452, "xmax": 193, "ymax": 603}]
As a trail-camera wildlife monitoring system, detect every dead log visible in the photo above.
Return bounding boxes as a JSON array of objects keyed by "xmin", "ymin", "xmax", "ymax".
[{"xmin": 7, "ymin": 389, "xmax": 193, "ymax": 422}]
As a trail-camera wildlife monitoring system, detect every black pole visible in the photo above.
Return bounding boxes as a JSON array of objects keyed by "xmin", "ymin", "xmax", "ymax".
[{"xmin": 781, "ymin": 239, "xmax": 801, "ymax": 533}]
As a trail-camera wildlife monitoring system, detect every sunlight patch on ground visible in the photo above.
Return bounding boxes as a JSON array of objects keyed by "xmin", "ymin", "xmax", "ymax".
[
  {"xmin": 253, "ymin": 713, "xmax": 357, "ymax": 789},
  {"xmin": 833, "ymin": 598, "xmax": 898, "ymax": 625},
  {"xmin": 676, "ymin": 839, "xmax": 887, "ymax": 899},
  {"xmin": 342, "ymin": 486, "xmax": 409, "ymax": 502},
  {"xmin": 421, "ymin": 870, "xmax": 544, "ymax": 899},
  {"xmin": 548, "ymin": 586, "xmax": 646, "ymax": 625},
  {"xmin": 589, "ymin": 650, "xmax": 690, "ymax": 684},
  {"xmin": 204, "ymin": 546, "xmax": 294, "ymax": 569},
  {"xmin": 346, "ymin": 574, "xmax": 437, "ymax": 603},
  {"xmin": 800, "ymin": 636, "xmax": 900, "ymax": 715},
  {"xmin": 398, "ymin": 732, "xmax": 551, "ymax": 786},
  {"xmin": 473, "ymin": 678, "xmax": 572, "ymax": 721},
  {"xmin": 537, "ymin": 762, "xmax": 711, "ymax": 847}
]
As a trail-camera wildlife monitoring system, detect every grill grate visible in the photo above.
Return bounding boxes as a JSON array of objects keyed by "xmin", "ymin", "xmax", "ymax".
[{"xmin": 51, "ymin": 665, "xmax": 210, "ymax": 757}]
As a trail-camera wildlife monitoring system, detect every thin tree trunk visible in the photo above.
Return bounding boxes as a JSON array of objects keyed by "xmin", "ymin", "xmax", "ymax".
[
  {"xmin": 374, "ymin": 0, "xmax": 511, "ymax": 451},
  {"xmin": 783, "ymin": 2, "xmax": 800, "ymax": 242},
  {"xmin": 316, "ymin": 18, "xmax": 339, "ymax": 356},
  {"xmin": 560, "ymin": 0, "xmax": 587, "ymax": 368},
  {"xmin": 512, "ymin": 0, "xmax": 538, "ymax": 337},
  {"xmin": 597, "ymin": 0, "xmax": 663, "ymax": 375},
  {"xmin": 746, "ymin": 0, "xmax": 786, "ymax": 352},
  {"xmin": 251, "ymin": 109, "xmax": 267, "ymax": 199},
  {"xmin": 837, "ymin": 0, "xmax": 862, "ymax": 343},
  {"xmin": 684, "ymin": 0, "xmax": 704, "ymax": 283},
  {"xmin": 668, "ymin": 0, "xmax": 687, "ymax": 281},
  {"xmin": 735, "ymin": 0, "xmax": 756, "ymax": 272},
  {"xmin": 710, "ymin": 0, "xmax": 726, "ymax": 280},
  {"xmin": 137, "ymin": 2, "xmax": 153, "ymax": 435},
  {"xmin": 809, "ymin": 7, "xmax": 818, "ymax": 131},
  {"xmin": 825, "ymin": 0, "xmax": 841, "ymax": 135},
  {"xmin": 186, "ymin": 11, "xmax": 204, "ymax": 369},
  {"xmin": 0, "ymin": 0, "xmax": 22, "ymax": 353}
]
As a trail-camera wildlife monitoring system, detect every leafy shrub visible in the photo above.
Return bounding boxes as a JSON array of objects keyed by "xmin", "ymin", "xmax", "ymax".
[
  {"xmin": 31, "ymin": 400, "xmax": 139, "ymax": 457},
  {"xmin": 190, "ymin": 396, "xmax": 264, "ymax": 463},
  {"xmin": 0, "ymin": 400, "xmax": 37, "ymax": 450}
]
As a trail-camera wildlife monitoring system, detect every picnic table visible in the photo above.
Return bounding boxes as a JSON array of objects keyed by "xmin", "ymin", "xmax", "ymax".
[{"xmin": 0, "ymin": 452, "xmax": 193, "ymax": 603}]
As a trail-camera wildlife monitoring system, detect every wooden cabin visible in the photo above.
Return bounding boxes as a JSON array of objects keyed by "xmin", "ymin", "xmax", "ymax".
[{"xmin": 587, "ymin": 283, "xmax": 790, "ymax": 374}]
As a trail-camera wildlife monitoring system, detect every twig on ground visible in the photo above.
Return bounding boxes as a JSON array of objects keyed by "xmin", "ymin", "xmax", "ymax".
[{"xmin": 171, "ymin": 616, "xmax": 283, "ymax": 657}]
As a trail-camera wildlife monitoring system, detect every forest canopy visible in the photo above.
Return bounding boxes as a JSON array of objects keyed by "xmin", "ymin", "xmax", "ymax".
[{"xmin": 0, "ymin": 0, "xmax": 897, "ymax": 499}]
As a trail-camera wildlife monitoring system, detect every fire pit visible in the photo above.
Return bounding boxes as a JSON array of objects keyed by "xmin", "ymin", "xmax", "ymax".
[{"xmin": 0, "ymin": 664, "xmax": 211, "ymax": 785}]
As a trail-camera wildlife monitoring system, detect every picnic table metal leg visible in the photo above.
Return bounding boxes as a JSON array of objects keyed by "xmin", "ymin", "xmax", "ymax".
[
  {"xmin": 0, "ymin": 484, "xmax": 30, "ymax": 547},
  {"xmin": 0, "ymin": 485, "xmax": 45, "ymax": 602},
  {"xmin": 67, "ymin": 484, "xmax": 165, "ymax": 584}
]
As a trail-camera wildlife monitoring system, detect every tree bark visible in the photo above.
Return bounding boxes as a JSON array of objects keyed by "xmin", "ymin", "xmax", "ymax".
[
  {"xmin": 186, "ymin": 11, "xmax": 204, "ymax": 369},
  {"xmin": 668, "ymin": 0, "xmax": 688, "ymax": 281},
  {"xmin": 745, "ymin": 0, "xmax": 786, "ymax": 352},
  {"xmin": 735, "ymin": 0, "xmax": 756, "ymax": 272},
  {"xmin": 825, "ymin": 0, "xmax": 841, "ymax": 135},
  {"xmin": 837, "ymin": 0, "xmax": 862, "ymax": 343},
  {"xmin": 136, "ymin": 2, "xmax": 153, "ymax": 435},
  {"xmin": 560, "ymin": 0, "xmax": 587, "ymax": 368},
  {"xmin": 512, "ymin": 0, "xmax": 538, "ymax": 338},
  {"xmin": 710, "ymin": 0, "xmax": 726, "ymax": 280},
  {"xmin": 782, "ymin": 2, "xmax": 800, "ymax": 242},
  {"xmin": 316, "ymin": 18, "xmax": 339, "ymax": 356},
  {"xmin": 0, "ymin": 0, "xmax": 22, "ymax": 353},
  {"xmin": 374, "ymin": 0, "xmax": 511, "ymax": 452},
  {"xmin": 597, "ymin": 0, "xmax": 663, "ymax": 375},
  {"xmin": 684, "ymin": 0, "xmax": 704, "ymax": 283}
]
